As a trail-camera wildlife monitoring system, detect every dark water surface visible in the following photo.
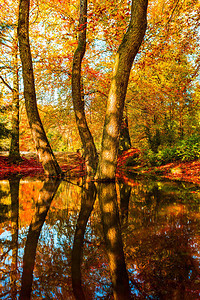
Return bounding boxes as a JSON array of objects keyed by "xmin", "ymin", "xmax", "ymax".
[{"xmin": 0, "ymin": 174, "xmax": 199, "ymax": 299}]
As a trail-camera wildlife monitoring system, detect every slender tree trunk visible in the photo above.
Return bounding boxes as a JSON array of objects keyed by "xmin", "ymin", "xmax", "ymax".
[
  {"xmin": 119, "ymin": 113, "xmax": 132, "ymax": 155},
  {"xmin": 96, "ymin": 0, "xmax": 148, "ymax": 180},
  {"xmin": 9, "ymin": 27, "xmax": 21, "ymax": 162},
  {"xmin": 72, "ymin": 0, "xmax": 98, "ymax": 177},
  {"xmin": 17, "ymin": 0, "xmax": 62, "ymax": 177}
]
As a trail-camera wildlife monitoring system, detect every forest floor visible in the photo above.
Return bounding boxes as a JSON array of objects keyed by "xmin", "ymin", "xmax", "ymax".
[
  {"xmin": 0, "ymin": 149, "xmax": 199, "ymax": 184},
  {"xmin": 0, "ymin": 151, "xmax": 84, "ymax": 179}
]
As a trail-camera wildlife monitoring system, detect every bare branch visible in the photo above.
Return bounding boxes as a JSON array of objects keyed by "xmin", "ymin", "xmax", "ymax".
[{"xmin": 0, "ymin": 75, "xmax": 13, "ymax": 91}]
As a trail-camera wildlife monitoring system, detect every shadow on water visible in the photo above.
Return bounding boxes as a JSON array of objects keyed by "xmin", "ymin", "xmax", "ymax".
[{"xmin": 0, "ymin": 175, "xmax": 199, "ymax": 299}]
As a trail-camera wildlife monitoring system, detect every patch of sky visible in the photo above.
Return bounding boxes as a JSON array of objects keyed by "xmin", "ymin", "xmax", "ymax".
[{"xmin": 86, "ymin": 36, "xmax": 113, "ymax": 74}]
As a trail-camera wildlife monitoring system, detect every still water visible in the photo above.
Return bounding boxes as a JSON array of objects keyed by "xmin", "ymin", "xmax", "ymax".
[{"xmin": 0, "ymin": 174, "xmax": 199, "ymax": 299}]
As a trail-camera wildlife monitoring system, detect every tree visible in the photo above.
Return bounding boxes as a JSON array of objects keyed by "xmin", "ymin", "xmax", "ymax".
[
  {"xmin": 72, "ymin": 0, "xmax": 98, "ymax": 177},
  {"xmin": 0, "ymin": 20, "xmax": 20, "ymax": 158},
  {"xmin": 0, "ymin": 105, "xmax": 11, "ymax": 149},
  {"xmin": 96, "ymin": 0, "xmax": 148, "ymax": 180},
  {"xmin": 9, "ymin": 26, "xmax": 21, "ymax": 161},
  {"xmin": 119, "ymin": 113, "xmax": 132, "ymax": 155},
  {"xmin": 17, "ymin": 0, "xmax": 62, "ymax": 176}
]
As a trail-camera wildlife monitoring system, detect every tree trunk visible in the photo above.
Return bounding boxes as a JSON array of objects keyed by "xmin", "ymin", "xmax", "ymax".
[
  {"xmin": 119, "ymin": 113, "xmax": 132, "ymax": 155},
  {"xmin": 96, "ymin": 0, "xmax": 148, "ymax": 180},
  {"xmin": 18, "ymin": 0, "xmax": 62, "ymax": 177},
  {"xmin": 72, "ymin": 0, "xmax": 98, "ymax": 178},
  {"xmin": 9, "ymin": 27, "xmax": 21, "ymax": 162}
]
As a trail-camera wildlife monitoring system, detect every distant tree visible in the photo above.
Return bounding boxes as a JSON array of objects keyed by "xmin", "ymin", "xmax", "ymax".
[
  {"xmin": 0, "ymin": 105, "xmax": 11, "ymax": 150},
  {"xmin": 0, "ymin": 22, "xmax": 20, "ymax": 158},
  {"xmin": 9, "ymin": 26, "xmax": 21, "ymax": 161}
]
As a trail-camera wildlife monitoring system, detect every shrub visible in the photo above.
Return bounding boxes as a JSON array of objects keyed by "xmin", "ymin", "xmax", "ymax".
[{"xmin": 144, "ymin": 134, "xmax": 200, "ymax": 166}]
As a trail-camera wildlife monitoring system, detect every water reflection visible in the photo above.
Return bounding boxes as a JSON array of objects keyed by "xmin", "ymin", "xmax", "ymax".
[
  {"xmin": 119, "ymin": 182, "xmax": 131, "ymax": 229},
  {"xmin": 0, "ymin": 175, "xmax": 199, "ymax": 299},
  {"xmin": 19, "ymin": 178, "xmax": 60, "ymax": 300},
  {"xmin": 98, "ymin": 182, "xmax": 131, "ymax": 299},
  {"xmin": 72, "ymin": 180, "xmax": 96, "ymax": 299},
  {"xmin": 9, "ymin": 177, "xmax": 20, "ymax": 300}
]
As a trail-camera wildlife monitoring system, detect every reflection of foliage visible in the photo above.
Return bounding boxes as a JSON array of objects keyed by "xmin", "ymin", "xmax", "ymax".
[
  {"xmin": 33, "ymin": 224, "xmax": 73, "ymax": 299},
  {"xmin": 0, "ymin": 202, "xmax": 10, "ymax": 222},
  {"xmin": 0, "ymin": 185, "xmax": 9, "ymax": 200},
  {"xmin": 124, "ymin": 178, "xmax": 200, "ymax": 299},
  {"xmin": 0, "ymin": 185, "xmax": 10, "ymax": 223},
  {"xmin": 19, "ymin": 181, "xmax": 43, "ymax": 225},
  {"xmin": 127, "ymin": 219, "xmax": 200, "ymax": 299}
]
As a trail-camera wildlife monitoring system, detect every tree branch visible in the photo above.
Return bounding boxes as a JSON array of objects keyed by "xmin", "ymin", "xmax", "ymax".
[{"xmin": 0, "ymin": 75, "xmax": 13, "ymax": 91}]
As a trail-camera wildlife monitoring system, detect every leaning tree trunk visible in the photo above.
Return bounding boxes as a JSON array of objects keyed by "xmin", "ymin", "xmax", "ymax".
[
  {"xmin": 72, "ymin": 0, "xmax": 98, "ymax": 178},
  {"xmin": 18, "ymin": 0, "xmax": 62, "ymax": 176},
  {"xmin": 9, "ymin": 27, "xmax": 21, "ymax": 162},
  {"xmin": 96, "ymin": 0, "xmax": 148, "ymax": 181}
]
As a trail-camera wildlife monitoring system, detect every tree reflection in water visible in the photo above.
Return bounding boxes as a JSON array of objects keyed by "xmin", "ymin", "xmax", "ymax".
[
  {"xmin": 98, "ymin": 182, "xmax": 131, "ymax": 300},
  {"xmin": 72, "ymin": 179, "xmax": 96, "ymax": 299},
  {"xmin": 19, "ymin": 178, "xmax": 60, "ymax": 300},
  {"xmin": 119, "ymin": 182, "xmax": 131, "ymax": 229},
  {"xmin": 9, "ymin": 177, "xmax": 20, "ymax": 300}
]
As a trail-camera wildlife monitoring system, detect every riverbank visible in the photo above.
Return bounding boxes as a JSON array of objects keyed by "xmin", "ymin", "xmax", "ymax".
[
  {"xmin": 118, "ymin": 148, "xmax": 200, "ymax": 185},
  {"xmin": 0, "ymin": 152, "xmax": 84, "ymax": 179},
  {"xmin": 0, "ymin": 150, "xmax": 199, "ymax": 184}
]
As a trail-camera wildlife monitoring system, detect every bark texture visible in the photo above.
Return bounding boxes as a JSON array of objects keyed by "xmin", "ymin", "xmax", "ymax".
[
  {"xmin": 18, "ymin": 0, "xmax": 62, "ymax": 176},
  {"xmin": 72, "ymin": 0, "xmax": 98, "ymax": 177},
  {"xmin": 96, "ymin": 0, "xmax": 148, "ymax": 180}
]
